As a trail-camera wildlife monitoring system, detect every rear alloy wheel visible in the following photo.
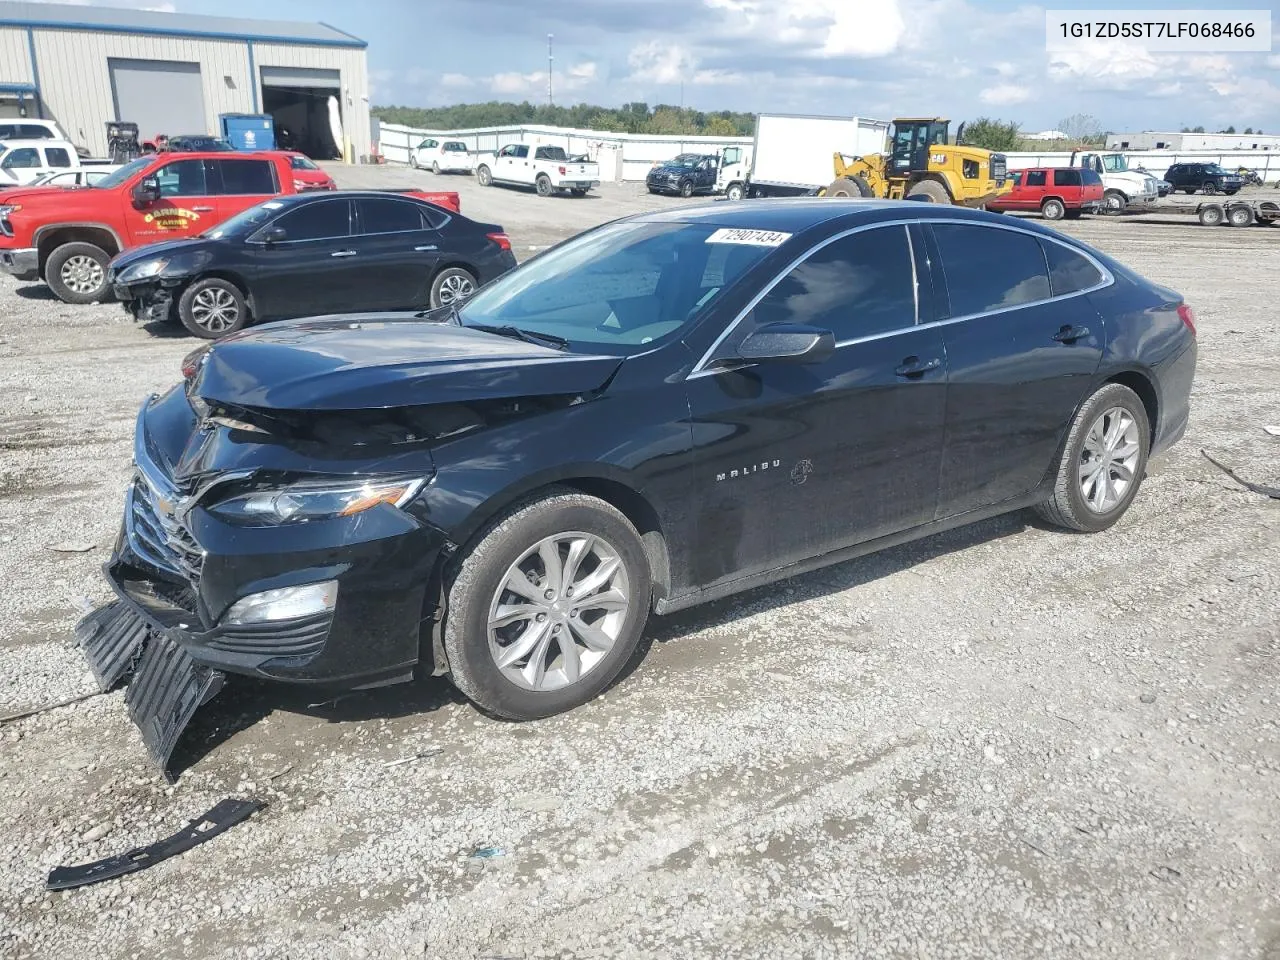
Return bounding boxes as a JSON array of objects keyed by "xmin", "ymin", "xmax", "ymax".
[
  {"xmin": 476, "ymin": 165, "xmax": 492, "ymax": 187},
  {"xmin": 678, "ymin": 179, "xmax": 694, "ymax": 199},
  {"xmin": 1041, "ymin": 198, "xmax": 1066, "ymax": 221},
  {"xmin": 45, "ymin": 242, "xmax": 111, "ymax": 304},
  {"xmin": 1035, "ymin": 382, "xmax": 1150, "ymax": 533},
  {"xmin": 443, "ymin": 489, "xmax": 652, "ymax": 720},
  {"xmin": 430, "ymin": 267, "xmax": 476, "ymax": 309},
  {"xmin": 178, "ymin": 278, "xmax": 248, "ymax": 339},
  {"xmin": 535, "ymin": 174, "xmax": 554, "ymax": 197}
]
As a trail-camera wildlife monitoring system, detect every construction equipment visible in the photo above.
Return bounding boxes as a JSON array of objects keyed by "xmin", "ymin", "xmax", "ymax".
[{"xmin": 825, "ymin": 118, "xmax": 1010, "ymax": 206}]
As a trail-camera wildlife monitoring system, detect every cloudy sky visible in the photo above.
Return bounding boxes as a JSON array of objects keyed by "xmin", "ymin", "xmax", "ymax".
[{"xmin": 57, "ymin": 0, "xmax": 1280, "ymax": 131}]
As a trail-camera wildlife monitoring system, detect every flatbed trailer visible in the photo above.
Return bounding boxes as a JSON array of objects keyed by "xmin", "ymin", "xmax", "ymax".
[{"xmin": 1191, "ymin": 198, "xmax": 1280, "ymax": 227}]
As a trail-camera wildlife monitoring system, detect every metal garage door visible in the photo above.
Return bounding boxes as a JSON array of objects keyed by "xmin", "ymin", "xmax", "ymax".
[
  {"xmin": 260, "ymin": 66, "xmax": 340, "ymax": 89},
  {"xmin": 109, "ymin": 59, "xmax": 205, "ymax": 138}
]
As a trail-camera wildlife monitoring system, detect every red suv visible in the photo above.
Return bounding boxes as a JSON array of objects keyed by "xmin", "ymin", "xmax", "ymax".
[{"xmin": 987, "ymin": 167, "xmax": 1104, "ymax": 221}]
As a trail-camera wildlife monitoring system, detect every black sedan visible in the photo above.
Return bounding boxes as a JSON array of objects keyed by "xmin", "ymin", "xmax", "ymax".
[
  {"xmin": 86, "ymin": 199, "xmax": 1196, "ymax": 770},
  {"xmin": 109, "ymin": 191, "xmax": 517, "ymax": 338}
]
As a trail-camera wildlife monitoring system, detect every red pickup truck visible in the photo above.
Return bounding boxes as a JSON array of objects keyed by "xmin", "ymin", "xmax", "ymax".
[
  {"xmin": 986, "ymin": 167, "xmax": 1104, "ymax": 221},
  {"xmin": 0, "ymin": 151, "xmax": 458, "ymax": 303}
]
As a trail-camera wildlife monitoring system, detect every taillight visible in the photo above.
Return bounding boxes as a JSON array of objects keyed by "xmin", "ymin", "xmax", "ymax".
[
  {"xmin": 1177, "ymin": 303, "xmax": 1197, "ymax": 335},
  {"xmin": 181, "ymin": 344, "xmax": 210, "ymax": 380},
  {"xmin": 486, "ymin": 231, "xmax": 512, "ymax": 251},
  {"xmin": 558, "ymin": 165, "xmax": 566, "ymax": 175}
]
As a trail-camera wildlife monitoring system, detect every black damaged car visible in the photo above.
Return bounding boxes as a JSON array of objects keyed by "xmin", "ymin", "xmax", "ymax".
[{"xmin": 87, "ymin": 199, "xmax": 1196, "ymax": 772}]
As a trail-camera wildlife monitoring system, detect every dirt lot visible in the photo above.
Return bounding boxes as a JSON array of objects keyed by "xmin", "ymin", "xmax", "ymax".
[{"xmin": 0, "ymin": 167, "xmax": 1277, "ymax": 960}]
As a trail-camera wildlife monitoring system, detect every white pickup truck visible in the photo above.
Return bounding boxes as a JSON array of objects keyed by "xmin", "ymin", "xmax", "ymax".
[
  {"xmin": 0, "ymin": 139, "xmax": 98, "ymax": 186},
  {"xmin": 475, "ymin": 144, "xmax": 600, "ymax": 197}
]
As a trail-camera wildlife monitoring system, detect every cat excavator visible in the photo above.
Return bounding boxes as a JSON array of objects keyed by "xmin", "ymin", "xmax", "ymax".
[{"xmin": 825, "ymin": 118, "xmax": 1011, "ymax": 206}]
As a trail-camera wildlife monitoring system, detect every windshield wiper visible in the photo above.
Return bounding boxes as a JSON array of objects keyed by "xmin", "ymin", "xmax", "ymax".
[{"xmin": 467, "ymin": 323, "xmax": 569, "ymax": 351}]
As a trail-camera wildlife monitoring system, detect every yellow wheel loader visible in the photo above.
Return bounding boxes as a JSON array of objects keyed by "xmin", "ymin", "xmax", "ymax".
[{"xmin": 825, "ymin": 118, "xmax": 1011, "ymax": 206}]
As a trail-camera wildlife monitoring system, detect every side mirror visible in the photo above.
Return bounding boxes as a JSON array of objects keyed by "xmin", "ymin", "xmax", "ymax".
[
  {"xmin": 262, "ymin": 226, "xmax": 287, "ymax": 243},
  {"xmin": 734, "ymin": 322, "xmax": 835, "ymax": 365},
  {"xmin": 132, "ymin": 177, "xmax": 159, "ymax": 205}
]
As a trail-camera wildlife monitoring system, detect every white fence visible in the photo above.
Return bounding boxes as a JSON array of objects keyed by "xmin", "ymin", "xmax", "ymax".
[
  {"xmin": 373, "ymin": 121, "xmax": 753, "ymax": 182},
  {"xmin": 1004, "ymin": 149, "xmax": 1280, "ymax": 182}
]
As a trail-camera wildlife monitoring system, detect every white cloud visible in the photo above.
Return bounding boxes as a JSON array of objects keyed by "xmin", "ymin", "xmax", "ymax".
[
  {"xmin": 627, "ymin": 41, "xmax": 698, "ymax": 84},
  {"xmin": 440, "ymin": 73, "xmax": 473, "ymax": 89},
  {"xmin": 490, "ymin": 71, "xmax": 544, "ymax": 95},
  {"xmin": 980, "ymin": 84, "xmax": 1030, "ymax": 106},
  {"xmin": 489, "ymin": 62, "xmax": 598, "ymax": 98},
  {"xmin": 704, "ymin": 0, "xmax": 905, "ymax": 58}
]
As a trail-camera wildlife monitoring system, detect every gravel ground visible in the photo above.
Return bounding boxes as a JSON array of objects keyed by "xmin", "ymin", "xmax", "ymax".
[{"xmin": 0, "ymin": 167, "xmax": 1277, "ymax": 960}]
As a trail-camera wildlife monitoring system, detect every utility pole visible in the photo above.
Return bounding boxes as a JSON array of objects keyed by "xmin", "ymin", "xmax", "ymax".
[{"xmin": 547, "ymin": 33, "xmax": 554, "ymax": 107}]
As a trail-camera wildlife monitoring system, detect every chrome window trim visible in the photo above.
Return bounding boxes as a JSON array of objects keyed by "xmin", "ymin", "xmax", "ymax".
[{"xmin": 687, "ymin": 216, "xmax": 1114, "ymax": 379}]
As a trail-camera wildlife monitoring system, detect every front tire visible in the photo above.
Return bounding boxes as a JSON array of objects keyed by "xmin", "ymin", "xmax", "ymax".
[
  {"xmin": 429, "ymin": 266, "xmax": 477, "ymax": 309},
  {"xmin": 678, "ymin": 179, "xmax": 694, "ymax": 199},
  {"xmin": 1202, "ymin": 181, "xmax": 1217, "ymax": 195},
  {"xmin": 443, "ymin": 489, "xmax": 652, "ymax": 720},
  {"xmin": 1035, "ymin": 383, "xmax": 1150, "ymax": 533},
  {"xmin": 45, "ymin": 242, "xmax": 112, "ymax": 304},
  {"xmin": 410, "ymin": 154, "xmax": 419, "ymax": 169},
  {"xmin": 178, "ymin": 277, "xmax": 248, "ymax": 339},
  {"xmin": 476, "ymin": 165, "xmax": 492, "ymax": 187},
  {"xmin": 906, "ymin": 179, "xmax": 950, "ymax": 203},
  {"xmin": 1102, "ymin": 190, "xmax": 1127, "ymax": 214},
  {"xmin": 725, "ymin": 181, "xmax": 744, "ymax": 201}
]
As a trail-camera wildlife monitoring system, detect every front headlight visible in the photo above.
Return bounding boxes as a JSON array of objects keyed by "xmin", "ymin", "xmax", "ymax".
[
  {"xmin": 208, "ymin": 476, "xmax": 426, "ymax": 525},
  {"xmin": 0, "ymin": 203, "xmax": 20, "ymax": 217},
  {"xmin": 116, "ymin": 258, "xmax": 169, "ymax": 283}
]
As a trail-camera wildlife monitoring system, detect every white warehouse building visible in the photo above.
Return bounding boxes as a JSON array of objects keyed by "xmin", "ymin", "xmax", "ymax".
[
  {"xmin": 0, "ymin": 1, "xmax": 369, "ymax": 160},
  {"xmin": 1108, "ymin": 131, "xmax": 1280, "ymax": 152}
]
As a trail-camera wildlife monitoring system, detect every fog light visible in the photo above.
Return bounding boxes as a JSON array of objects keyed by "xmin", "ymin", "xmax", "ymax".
[{"xmin": 223, "ymin": 581, "xmax": 337, "ymax": 625}]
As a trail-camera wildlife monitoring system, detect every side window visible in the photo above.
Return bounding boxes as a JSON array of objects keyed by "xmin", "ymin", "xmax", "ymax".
[
  {"xmin": 215, "ymin": 158, "xmax": 277, "ymax": 195},
  {"xmin": 1026, "ymin": 170, "xmax": 1046, "ymax": 187},
  {"xmin": 1040, "ymin": 240, "xmax": 1104, "ymax": 296},
  {"xmin": 1009, "ymin": 171, "xmax": 1022, "ymax": 186},
  {"xmin": 20, "ymin": 125, "xmax": 52, "ymax": 139},
  {"xmin": 0, "ymin": 125, "xmax": 14, "ymax": 139},
  {"xmin": 45, "ymin": 147, "xmax": 71, "ymax": 168},
  {"xmin": 357, "ymin": 198, "xmax": 426, "ymax": 234},
  {"xmin": 1, "ymin": 148, "xmax": 41, "ymax": 170},
  {"xmin": 932, "ymin": 223, "xmax": 1051, "ymax": 315},
  {"xmin": 156, "ymin": 159, "xmax": 208, "ymax": 197},
  {"xmin": 751, "ymin": 226, "xmax": 916, "ymax": 341},
  {"xmin": 513, "ymin": 145, "xmax": 529, "ymax": 159},
  {"xmin": 1053, "ymin": 168, "xmax": 1081, "ymax": 187},
  {"xmin": 270, "ymin": 200, "xmax": 350, "ymax": 241}
]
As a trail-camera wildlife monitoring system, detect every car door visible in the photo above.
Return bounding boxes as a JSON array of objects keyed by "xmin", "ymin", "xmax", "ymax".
[
  {"xmin": 685, "ymin": 222, "xmax": 948, "ymax": 587},
  {"xmin": 120, "ymin": 157, "xmax": 218, "ymax": 244},
  {"xmin": 926, "ymin": 221, "xmax": 1106, "ymax": 519},
  {"xmin": 493, "ymin": 145, "xmax": 517, "ymax": 182},
  {"xmin": 210, "ymin": 157, "xmax": 280, "ymax": 221},
  {"xmin": 1019, "ymin": 169, "xmax": 1047, "ymax": 209},
  {"xmin": 507, "ymin": 145, "xmax": 534, "ymax": 184},
  {"xmin": 349, "ymin": 196, "xmax": 441, "ymax": 310},
  {"xmin": 244, "ymin": 197, "xmax": 355, "ymax": 320}
]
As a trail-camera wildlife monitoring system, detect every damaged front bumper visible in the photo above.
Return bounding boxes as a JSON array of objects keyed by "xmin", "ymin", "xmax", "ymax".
[{"xmin": 114, "ymin": 279, "xmax": 176, "ymax": 323}]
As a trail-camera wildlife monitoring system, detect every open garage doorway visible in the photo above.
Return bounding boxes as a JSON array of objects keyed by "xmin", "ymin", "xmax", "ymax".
[{"xmin": 260, "ymin": 66, "xmax": 343, "ymax": 160}]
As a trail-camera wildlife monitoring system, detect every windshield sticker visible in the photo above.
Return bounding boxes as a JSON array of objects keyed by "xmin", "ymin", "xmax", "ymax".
[
  {"xmin": 262, "ymin": 201, "xmax": 283, "ymax": 209},
  {"xmin": 705, "ymin": 228, "xmax": 791, "ymax": 247}
]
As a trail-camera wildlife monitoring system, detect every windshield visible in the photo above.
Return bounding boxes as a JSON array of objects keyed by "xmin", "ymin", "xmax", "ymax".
[
  {"xmin": 1205, "ymin": 164, "xmax": 1228, "ymax": 175},
  {"xmin": 671, "ymin": 154, "xmax": 701, "ymax": 166},
  {"xmin": 1101, "ymin": 154, "xmax": 1130, "ymax": 173},
  {"xmin": 92, "ymin": 156, "xmax": 155, "ymax": 189},
  {"xmin": 207, "ymin": 198, "xmax": 289, "ymax": 239},
  {"xmin": 458, "ymin": 221, "xmax": 775, "ymax": 354},
  {"xmin": 443, "ymin": 142, "xmax": 468, "ymax": 152},
  {"xmin": 289, "ymin": 154, "xmax": 320, "ymax": 170}
]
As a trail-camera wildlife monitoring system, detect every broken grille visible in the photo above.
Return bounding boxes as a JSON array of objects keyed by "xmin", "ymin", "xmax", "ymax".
[{"xmin": 126, "ymin": 475, "xmax": 205, "ymax": 583}]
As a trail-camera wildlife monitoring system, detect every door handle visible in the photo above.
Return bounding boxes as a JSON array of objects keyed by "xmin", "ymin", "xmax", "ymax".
[
  {"xmin": 191, "ymin": 205, "xmax": 214, "ymax": 213},
  {"xmin": 330, "ymin": 249, "xmax": 357, "ymax": 258},
  {"xmin": 1052, "ymin": 325, "xmax": 1090, "ymax": 343},
  {"xmin": 414, "ymin": 244, "xmax": 437, "ymax": 251},
  {"xmin": 895, "ymin": 356, "xmax": 942, "ymax": 378}
]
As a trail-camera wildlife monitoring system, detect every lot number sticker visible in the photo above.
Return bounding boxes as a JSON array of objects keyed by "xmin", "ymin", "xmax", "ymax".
[{"xmin": 705, "ymin": 228, "xmax": 792, "ymax": 246}]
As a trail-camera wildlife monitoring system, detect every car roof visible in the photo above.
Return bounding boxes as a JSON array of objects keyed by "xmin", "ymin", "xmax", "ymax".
[
  {"xmin": 0, "ymin": 138, "xmax": 76, "ymax": 147},
  {"xmin": 636, "ymin": 197, "xmax": 1003, "ymax": 232}
]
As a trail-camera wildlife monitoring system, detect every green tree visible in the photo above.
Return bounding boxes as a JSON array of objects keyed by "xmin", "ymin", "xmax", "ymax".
[
  {"xmin": 372, "ymin": 101, "xmax": 756, "ymax": 137},
  {"xmin": 1244, "ymin": 126, "xmax": 1254, "ymax": 134},
  {"xmin": 960, "ymin": 117, "xmax": 1021, "ymax": 152}
]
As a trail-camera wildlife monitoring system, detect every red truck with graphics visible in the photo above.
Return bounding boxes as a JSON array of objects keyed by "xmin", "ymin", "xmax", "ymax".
[
  {"xmin": 0, "ymin": 151, "xmax": 458, "ymax": 304},
  {"xmin": 985, "ymin": 166, "xmax": 1104, "ymax": 221}
]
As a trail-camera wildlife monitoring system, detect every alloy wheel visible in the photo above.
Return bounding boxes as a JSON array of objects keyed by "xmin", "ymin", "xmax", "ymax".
[
  {"xmin": 60, "ymin": 255, "xmax": 104, "ymax": 295},
  {"xmin": 437, "ymin": 272, "xmax": 474, "ymax": 304},
  {"xmin": 1078, "ymin": 406, "xmax": 1140, "ymax": 513},
  {"xmin": 487, "ymin": 532, "xmax": 631, "ymax": 692},
  {"xmin": 190, "ymin": 287, "xmax": 240, "ymax": 333}
]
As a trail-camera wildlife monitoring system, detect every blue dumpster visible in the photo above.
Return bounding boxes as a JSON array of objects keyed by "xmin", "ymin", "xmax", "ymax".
[{"xmin": 219, "ymin": 114, "xmax": 276, "ymax": 151}]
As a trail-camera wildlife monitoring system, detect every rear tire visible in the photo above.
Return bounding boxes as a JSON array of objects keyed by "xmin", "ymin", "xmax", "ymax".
[
  {"xmin": 443, "ymin": 489, "xmax": 652, "ymax": 720},
  {"xmin": 906, "ymin": 179, "xmax": 950, "ymax": 203},
  {"xmin": 178, "ymin": 277, "xmax": 248, "ymax": 339},
  {"xmin": 1227, "ymin": 204, "xmax": 1255, "ymax": 227},
  {"xmin": 1198, "ymin": 204, "xmax": 1224, "ymax": 226},
  {"xmin": 1041, "ymin": 198, "xmax": 1066, "ymax": 221},
  {"xmin": 45, "ymin": 242, "xmax": 112, "ymax": 304},
  {"xmin": 431, "ymin": 161, "xmax": 441, "ymax": 175},
  {"xmin": 429, "ymin": 266, "xmax": 477, "ymax": 309},
  {"xmin": 1035, "ymin": 383, "xmax": 1150, "ymax": 533},
  {"xmin": 535, "ymin": 174, "xmax": 554, "ymax": 197}
]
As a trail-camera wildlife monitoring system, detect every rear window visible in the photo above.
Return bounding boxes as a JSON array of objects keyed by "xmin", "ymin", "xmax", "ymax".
[
  {"xmin": 1053, "ymin": 168, "xmax": 1081, "ymax": 187},
  {"xmin": 932, "ymin": 223, "xmax": 1051, "ymax": 316},
  {"xmin": 443, "ymin": 142, "xmax": 468, "ymax": 152},
  {"xmin": 356, "ymin": 197, "xmax": 427, "ymax": 234},
  {"xmin": 1081, "ymin": 169, "xmax": 1103, "ymax": 186},
  {"xmin": 536, "ymin": 146, "xmax": 568, "ymax": 161},
  {"xmin": 216, "ymin": 158, "xmax": 277, "ymax": 195},
  {"xmin": 45, "ymin": 147, "xmax": 71, "ymax": 168},
  {"xmin": 1041, "ymin": 240, "xmax": 1104, "ymax": 296}
]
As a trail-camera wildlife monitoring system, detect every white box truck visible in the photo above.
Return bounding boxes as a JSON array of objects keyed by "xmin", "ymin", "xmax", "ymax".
[{"xmin": 719, "ymin": 114, "xmax": 891, "ymax": 200}]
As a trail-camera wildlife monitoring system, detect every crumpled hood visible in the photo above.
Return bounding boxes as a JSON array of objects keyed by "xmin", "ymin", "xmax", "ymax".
[
  {"xmin": 111, "ymin": 236, "xmax": 216, "ymax": 271},
  {"xmin": 192, "ymin": 313, "xmax": 624, "ymax": 411}
]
